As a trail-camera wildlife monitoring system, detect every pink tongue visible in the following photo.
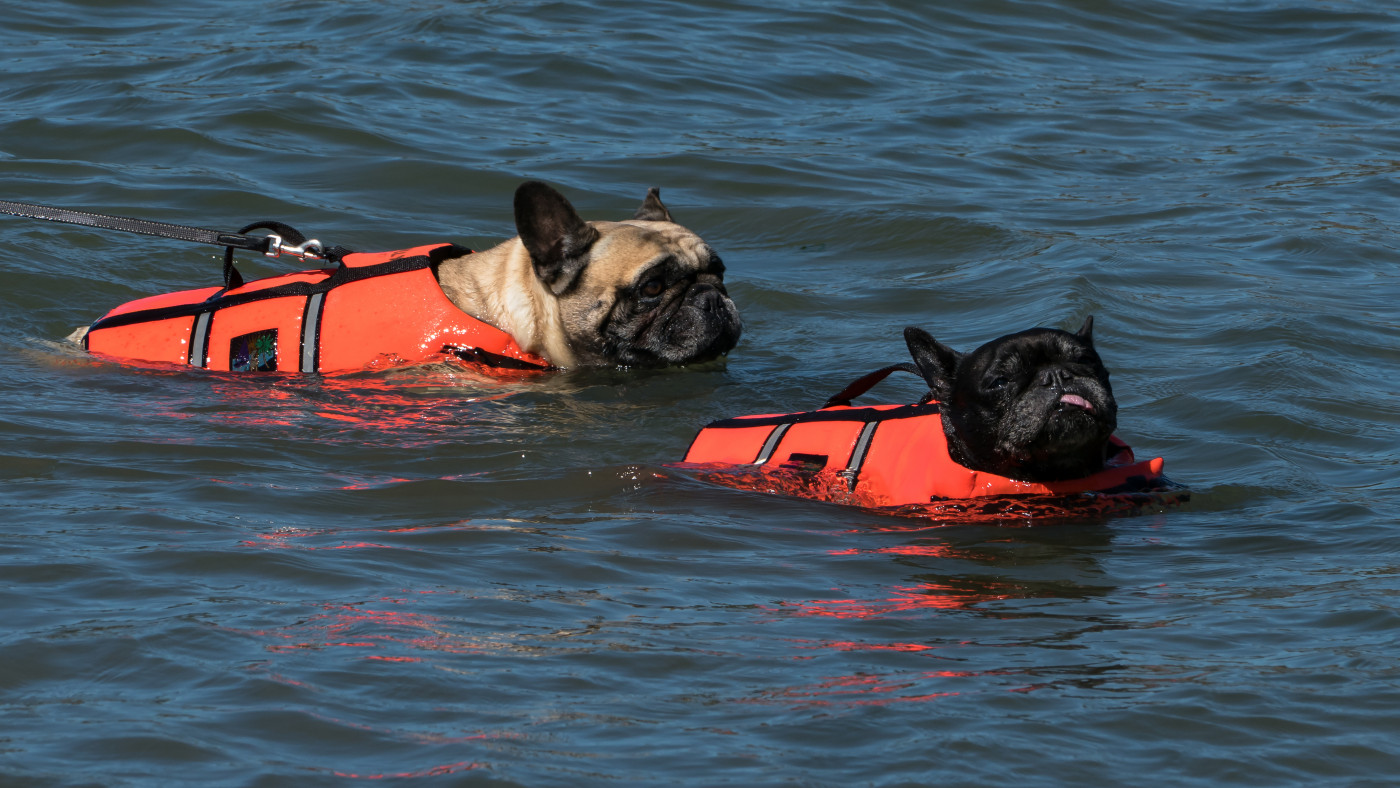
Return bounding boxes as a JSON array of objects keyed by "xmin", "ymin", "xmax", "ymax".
[{"xmin": 1059, "ymin": 393, "xmax": 1093, "ymax": 411}]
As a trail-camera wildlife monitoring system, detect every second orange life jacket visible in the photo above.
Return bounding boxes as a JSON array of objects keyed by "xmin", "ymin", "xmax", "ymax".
[
  {"xmin": 683, "ymin": 402, "xmax": 1165, "ymax": 507},
  {"xmin": 681, "ymin": 360, "xmax": 1169, "ymax": 507}
]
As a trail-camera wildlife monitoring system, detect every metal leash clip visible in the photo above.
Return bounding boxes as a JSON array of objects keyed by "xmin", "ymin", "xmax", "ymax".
[{"xmin": 263, "ymin": 234, "xmax": 326, "ymax": 260}]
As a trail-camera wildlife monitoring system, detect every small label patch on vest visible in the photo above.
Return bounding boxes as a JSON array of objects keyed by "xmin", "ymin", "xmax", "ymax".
[{"xmin": 230, "ymin": 329, "xmax": 278, "ymax": 372}]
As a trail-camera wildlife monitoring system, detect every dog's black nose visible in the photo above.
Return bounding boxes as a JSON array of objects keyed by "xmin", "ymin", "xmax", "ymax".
[
  {"xmin": 1039, "ymin": 366, "xmax": 1072, "ymax": 389},
  {"xmin": 687, "ymin": 282, "xmax": 730, "ymax": 311}
]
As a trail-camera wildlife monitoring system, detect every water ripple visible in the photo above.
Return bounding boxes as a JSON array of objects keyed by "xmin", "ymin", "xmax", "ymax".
[{"xmin": 3, "ymin": 0, "xmax": 1400, "ymax": 785}]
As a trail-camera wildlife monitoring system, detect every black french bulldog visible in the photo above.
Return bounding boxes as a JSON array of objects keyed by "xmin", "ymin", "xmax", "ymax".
[{"xmin": 903, "ymin": 316, "xmax": 1118, "ymax": 482}]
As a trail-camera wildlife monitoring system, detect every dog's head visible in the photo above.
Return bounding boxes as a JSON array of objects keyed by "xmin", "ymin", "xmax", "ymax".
[
  {"xmin": 514, "ymin": 182, "xmax": 742, "ymax": 367},
  {"xmin": 904, "ymin": 317, "xmax": 1118, "ymax": 481}
]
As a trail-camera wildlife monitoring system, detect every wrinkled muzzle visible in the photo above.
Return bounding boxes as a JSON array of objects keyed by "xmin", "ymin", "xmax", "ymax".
[{"xmin": 620, "ymin": 282, "xmax": 741, "ymax": 367}]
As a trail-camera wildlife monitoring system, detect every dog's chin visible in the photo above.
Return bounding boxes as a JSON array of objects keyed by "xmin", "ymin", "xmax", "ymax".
[
  {"xmin": 999, "ymin": 398, "xmax": 1117, "ymax": 481},
  {"xmin": 606, "ymin": 285, "xmax": 742, "ymax": 368},
  {"xmin": 946, "ymin": 392, "xmax": 1117, "ymax": 482},
  {"xmin": 1039, "ymin": 399, "xmax": 1114, "ymax": 445}
]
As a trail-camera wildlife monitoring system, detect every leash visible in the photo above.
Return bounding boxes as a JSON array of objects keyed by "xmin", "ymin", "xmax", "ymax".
[{"xmin": 0, "ymin": 199, "xmax": 340, "ymax": 288}]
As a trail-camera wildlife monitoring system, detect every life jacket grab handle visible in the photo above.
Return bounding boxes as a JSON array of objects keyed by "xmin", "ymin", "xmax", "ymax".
[{"xmin": 823, "ymin": 362, "xmax": 929, "ymax": 408}]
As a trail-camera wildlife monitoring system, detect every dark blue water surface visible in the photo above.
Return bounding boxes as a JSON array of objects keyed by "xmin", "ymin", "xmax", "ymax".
[{"xmin": 3, "ymin": 1, "xmax": 1399, "ymax": 785}]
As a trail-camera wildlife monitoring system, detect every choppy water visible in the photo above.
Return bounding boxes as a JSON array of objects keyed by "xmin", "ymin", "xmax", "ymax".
[{"xmin": 2, "ymin": 1, "xmax": 1399, "ymax": 785}]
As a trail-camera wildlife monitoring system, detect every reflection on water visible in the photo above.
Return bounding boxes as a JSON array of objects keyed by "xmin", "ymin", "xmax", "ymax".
[
  {"xmin": 743, "ymin": 671, "xmax": 965, "ymax": 708},
  {"xmin": 331, "ymin": 761, "xmax": 487, "ymax": 780},
  {"xmin": 680, "ymin": 462, "xmax": 1191, "ymax": 525},
  {"xmin": 741, "ymin": 657, "xmax": 1205, "ymax": 709},
  {"xmin": 206, "ymin": 367, "xmax": 536, "ymax": 438},
  {"xmin": 769, "ymin": 579, "xmax": 1024, "ymax": 618},
  {"xmin": 767, "ymin": 542, "xmax": 1115, "ymax": 619},
  {"xmin": 242, "ymin": 598, "xmax": 498, "ymax": 658}
]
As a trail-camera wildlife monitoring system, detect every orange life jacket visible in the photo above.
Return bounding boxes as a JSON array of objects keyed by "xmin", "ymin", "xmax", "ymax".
[
  {"xmin": 682, "ymin": 402, "xmax": 1166, "ymax": 507},
  {"xmin": 84, "ymin": 243, "xmax": 549, "ymax": 374}
]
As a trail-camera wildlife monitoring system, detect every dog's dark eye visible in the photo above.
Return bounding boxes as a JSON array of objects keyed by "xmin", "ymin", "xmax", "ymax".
[
  {"xmin": 639, "ymin": 278, "xmax": 665, "ymax": 298},
  {"xmin": 987, "ymin": 376, "xmax": 1010, "ymax": 390}
]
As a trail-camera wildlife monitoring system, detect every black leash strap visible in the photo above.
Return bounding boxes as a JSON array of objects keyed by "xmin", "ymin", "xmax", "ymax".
[
  {"xmin": 0, "ymin": 199, "xmax": 334, "ymax": 287},
  {"xmin": 0, "ymin": 199, "xmax": 279, "ymax": 254}
]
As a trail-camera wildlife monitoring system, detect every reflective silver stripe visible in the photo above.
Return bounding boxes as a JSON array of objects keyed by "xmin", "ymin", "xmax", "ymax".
[
  {"xmin": 752, "ymin": 423, "xmax": 791, "ymax": 465},
  {"xmin": 300, "ymin": 292, "xmax": 324, "ymax": 373},
  {"xmin": 838, "ymin": 421, "xmax": 880, "ymax": 491},
  {"xmin": 189, "ymin": 312, "xmax": 211, "ymax": 367}
]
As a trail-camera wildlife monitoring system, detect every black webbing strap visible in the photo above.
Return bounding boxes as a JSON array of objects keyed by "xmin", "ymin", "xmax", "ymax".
[
  {"xmin": 444, "ymin": 345, "xmax": 553, "ymax": 371},
  {"xmin": 0, "ymin": 200, "xmax": 276, "ymax": 253}
]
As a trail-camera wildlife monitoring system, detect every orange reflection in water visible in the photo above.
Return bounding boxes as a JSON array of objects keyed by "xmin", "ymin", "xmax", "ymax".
[
  {"xmin": 740, "ymin": 660, "xmax": 1055, "ymax": 708},
  {"xmin": 828, "ymin": 543, "xmax": 966, "ymax": 558},
  {"xmin": 332, "ymin": 760, "xmax": 486, "ymax": 780},
  {"xmin": 128, "ymin": 359, "xmax": 544, "ymax": 442},
  {"xmin": 791, "ymin": 639, "xmax": 937, "ymax": 653},
  {"xmin": 887, "ymin": 490, "xmax": 1190, "ymax": 523},
  {"xmin": 767, "ymin": 579, "xmax": 1017, "ymax": 619},
  {"xmin": 238, "ymin": 521, "xmax": 479, "ymax": 551},
  {"xmin": 678, "ymin": 464, "xmax": 1188, "ymax": 525},
  {"xmin": 276, "ymin": 368, "xmax": 533, "ymax": 437},
  {"xmin": 244, "ymin": 535, "xmax": 397, "ymax": 551},
  {"xmin": 742, "ymin": 671, "xmax": 970, "ymax": 708},
  {"xmin": 233, "ymin": 598, "xmax": 502, "ymax": 659}
]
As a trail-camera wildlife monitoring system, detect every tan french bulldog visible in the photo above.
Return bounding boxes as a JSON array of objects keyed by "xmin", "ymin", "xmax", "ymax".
[{"xmin": 433, "ymin": 181, "xmax": 742, "ymax": 368}]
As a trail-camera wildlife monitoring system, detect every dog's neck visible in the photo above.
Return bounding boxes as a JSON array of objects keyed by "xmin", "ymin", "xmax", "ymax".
[{"xmin": 434, "ymin": 239, "xmax": 578, "ymax": 367}]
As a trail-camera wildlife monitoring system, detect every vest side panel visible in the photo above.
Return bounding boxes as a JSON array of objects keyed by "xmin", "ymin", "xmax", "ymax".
[
  {"xmin": 201, "ymin": 296, "xmax": 310, "ymax": 372},
  {"xmin": 964, "ymin": 469, "xmax": 1054, "ymax": 498},
  {"xmin": 97, "ymin": 285, "xmax": 223, "ymax": 319},
  {"xmin": 231, "ymin": 269, "xmax": 334, "ymax": 293},
  {"xmin": 1039, "ymin": 456, "xmax": 1166, "ymax": 494},
  {"xmin": 339, "ymin": 244, "xmax": 450, "ymax": 269},
  {"xmin": 87, "ymin": 315, "xmax": 198, "ymax": 367},
  {"xmin": 684, "ymin": 424, "xmax": 775, "ymax": 465},
  {"xmin": 855, "ymin": 414, "xmax": 955, "ymax": 505},
  {"xmin": 316, "ymin": 268, "xmax": 462, "ymax": 371},
  {"xmin": 769, "ymin": 420, "xmax": 866, "ymax": 471}
]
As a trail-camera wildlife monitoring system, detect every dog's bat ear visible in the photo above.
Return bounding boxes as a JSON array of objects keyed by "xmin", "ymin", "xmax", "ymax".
[
  {"xmin": 1076, "ymin": 315, "xmax": 1095, "ymax": 344},
  {"xmin": 904, "ymin": 327, "xmax": 960, "ymax": 402},
  {"xmin": 515, "ymin": 181, "xmax": 600, "ymax": 295},
  {"xmin": 632, "ymin": 187, "xmax": 674, "ymax": 222}
]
